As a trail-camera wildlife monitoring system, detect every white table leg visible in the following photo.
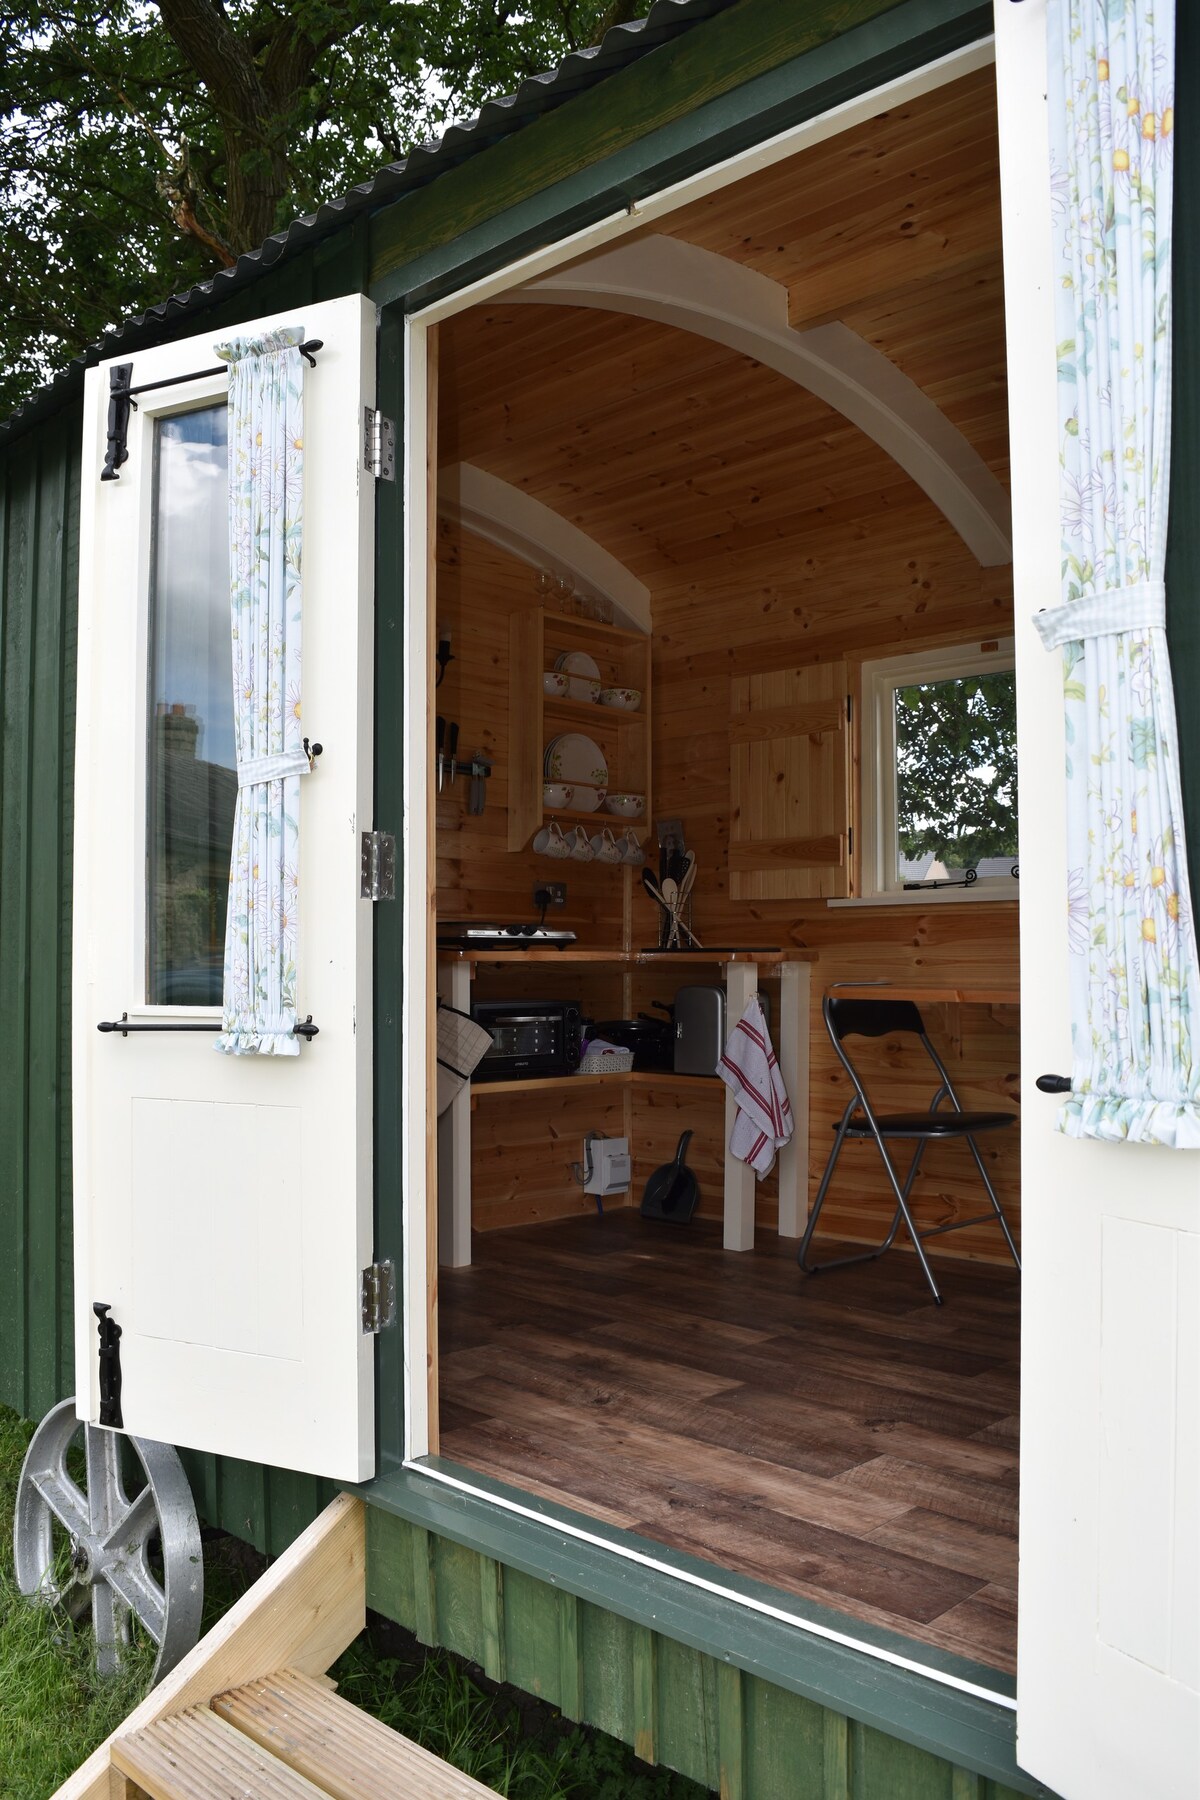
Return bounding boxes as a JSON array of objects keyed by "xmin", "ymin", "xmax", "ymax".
[
  {"xmin": 775, "ymin": 961, "xmax": 810, "ymax": 1238},
  {"xmin": 437, "ymin": 962, "xmax": 473, "ymax": 1268},
  {"xmin": 722, "ymin": 961, "xmax": 758, "ymax": 1251}
]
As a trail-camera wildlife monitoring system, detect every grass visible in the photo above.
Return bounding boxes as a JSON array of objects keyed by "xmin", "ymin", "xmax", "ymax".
[
  {"xmin": 0, "ymin": 1404, "xmax": 712, "ymax": 1799},
  {"xmin": 0, "ymin": 1407, "xmax": 156, "ymax": 1799}
]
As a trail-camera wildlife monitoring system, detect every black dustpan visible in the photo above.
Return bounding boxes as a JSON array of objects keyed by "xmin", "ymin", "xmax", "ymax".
[{"xmin": 640, "ymin": 1130, "xmax": 699, "ymax": 1222}]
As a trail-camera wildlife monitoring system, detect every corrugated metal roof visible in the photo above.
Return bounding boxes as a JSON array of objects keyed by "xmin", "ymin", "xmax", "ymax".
[{"xmin": 1, "ymin": 0, "xmax": 735, "ymax": 446}]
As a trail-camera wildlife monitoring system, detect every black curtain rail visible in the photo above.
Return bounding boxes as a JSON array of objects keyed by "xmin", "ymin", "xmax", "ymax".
[
  {"xmin": 98, "ymin": 1013, "xmax": 319, "ymax": 1040},
  {"xmin": 101, "ymin": 339, "xmax": 323, "ymax": 481}
]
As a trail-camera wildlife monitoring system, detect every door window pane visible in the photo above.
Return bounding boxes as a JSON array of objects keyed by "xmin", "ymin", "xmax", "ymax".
[
  {"xmin": 893, "ymin": 670, "xmax": 1018, "ymax": 883},
  {"xmin": 147, "ymin": 405, "xmax": 235, "ymax": 1005}
]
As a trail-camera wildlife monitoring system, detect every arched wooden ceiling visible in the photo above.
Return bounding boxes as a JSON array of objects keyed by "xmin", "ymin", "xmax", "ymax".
[{"xmin": 436, "ymin": 64, "xmax": 1009, "ymax": 642}]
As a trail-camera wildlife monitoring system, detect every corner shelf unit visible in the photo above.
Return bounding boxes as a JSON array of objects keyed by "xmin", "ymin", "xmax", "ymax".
[{"xmin": 508, "ymin": 608, "xmax": 652, "ymax": 852}]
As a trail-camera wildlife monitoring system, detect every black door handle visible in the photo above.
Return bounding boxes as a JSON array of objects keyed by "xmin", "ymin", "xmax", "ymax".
[{"xmin": 1036, "ymin": 1074, "xmax": 1071, "ymax": 1094}]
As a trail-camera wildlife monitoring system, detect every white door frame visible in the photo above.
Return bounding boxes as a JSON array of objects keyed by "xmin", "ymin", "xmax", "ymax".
[{"xmin": 398, "ymin": 33, "xmax": 1019, "ymax": 1706}]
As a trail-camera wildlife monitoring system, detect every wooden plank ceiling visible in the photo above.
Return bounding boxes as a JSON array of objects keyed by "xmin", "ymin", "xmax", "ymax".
[{"xmin": 437, "ymin": 64, "xmax": 1009, "ymax": 601}]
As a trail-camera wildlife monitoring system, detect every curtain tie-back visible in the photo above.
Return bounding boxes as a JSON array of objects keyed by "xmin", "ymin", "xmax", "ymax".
[
  {"xmin": 1034, "ymin": 582, "xmax": 1166, "ymax": 651},
  {"xmin": 236, "ymin": 748, "xmax": 313, "ymax": 788}
]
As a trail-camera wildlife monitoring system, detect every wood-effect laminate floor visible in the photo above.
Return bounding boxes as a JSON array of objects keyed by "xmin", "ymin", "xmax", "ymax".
[{"xmin": 438, "ymin": 1213, "xmax": 1020, "ymax": 1675}]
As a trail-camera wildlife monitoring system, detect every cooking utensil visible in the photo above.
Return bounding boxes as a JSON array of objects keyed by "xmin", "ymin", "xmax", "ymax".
[
  {"xmin": 436, "ymin": 715, "xmax": 445, "ymax": 792},
  {"xmin": 640, "ymin": 1130, "xmax": 699, "ymax": 1222},
  {"xmin": 469, "ymin": 753, "xmax": 491, "ymax": 815},
  {"xmin": 641, "ymin": 869, "xmax": 703, "ymax": 948},
  {"xmin": 447, "ymin": 720, "xmax": 459, "ymax": 785}
]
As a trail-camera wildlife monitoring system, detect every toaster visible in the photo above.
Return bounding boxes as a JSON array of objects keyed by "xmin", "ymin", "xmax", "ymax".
[{"xmin": 673, "ymin": 985, "xmax": 727, "ymax": 1076}]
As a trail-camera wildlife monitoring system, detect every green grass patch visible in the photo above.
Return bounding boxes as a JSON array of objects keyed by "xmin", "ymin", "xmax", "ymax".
[
  {"xmin": 0, "ymin": 1406, "xmax": 155, "ymax": 1800},
  {"xmin": 1, "ymin": 1404, "xmax": 711, "ymax": 1799}
]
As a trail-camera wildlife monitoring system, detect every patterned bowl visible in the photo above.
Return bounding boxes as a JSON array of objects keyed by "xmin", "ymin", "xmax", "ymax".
[
  {"xmin": 600, "ymin": 687, "xmax": 642, "ymax": 711},
  {"xmin": 543, "ymin": 782, "xmax": 574, "ymax": 809},
  {"xmin": 543, "ymin": 671, "xmax": 570, "ymax": 697},
  {"xmin": 604, "ymin": 792, "xmax": 645, "ymax": 818}
]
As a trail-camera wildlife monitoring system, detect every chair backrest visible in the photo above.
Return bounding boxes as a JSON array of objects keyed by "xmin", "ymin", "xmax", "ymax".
[{"xmin": 824, "ymin": 995, "xmax": 925, "ymax": 1042}]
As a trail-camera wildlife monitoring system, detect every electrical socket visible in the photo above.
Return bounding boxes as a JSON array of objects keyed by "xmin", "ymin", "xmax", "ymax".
[{"xmin": 533, "ymin": 882, "xmax": 566, "ymax": 909}]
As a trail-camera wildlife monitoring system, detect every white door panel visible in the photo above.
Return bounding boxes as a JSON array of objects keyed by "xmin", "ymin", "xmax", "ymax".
[
  {"xmin": 73, "ymin": 293, "xmax": 377, "ymax": 1482},
  {"xmin": 995, "ymin": 4, "xmax": 1200, "ymax": 1794}
]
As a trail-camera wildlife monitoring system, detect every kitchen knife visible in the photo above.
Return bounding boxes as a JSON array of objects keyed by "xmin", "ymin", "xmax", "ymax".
[
  {"xmin": 447, "ymin": 720, "xmax": 459, "ymax": 785},
  {"xmin": 435, "ymin": 715, "xmax": 446, "ymax": 792}
]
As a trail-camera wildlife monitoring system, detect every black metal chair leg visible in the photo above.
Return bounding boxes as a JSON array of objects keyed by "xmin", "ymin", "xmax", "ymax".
[{"xmin": 963, "ymin": 1134, "xmax": 1022, "ymax": 1270}]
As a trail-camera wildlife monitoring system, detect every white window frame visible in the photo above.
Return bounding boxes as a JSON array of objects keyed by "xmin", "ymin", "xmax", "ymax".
[{"xmin": 859, "ymin": 638, "xmax": 1018, "ymax": 902}]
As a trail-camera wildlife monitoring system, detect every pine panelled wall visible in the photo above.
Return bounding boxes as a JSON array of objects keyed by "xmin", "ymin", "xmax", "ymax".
[{"xmin": 435, "ymin": 64, "xmax": 1019, "ymax": 1260}]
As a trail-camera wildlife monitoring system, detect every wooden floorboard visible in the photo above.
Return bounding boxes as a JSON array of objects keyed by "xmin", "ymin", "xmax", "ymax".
[{"xmin": 438, "ymin": 1213, "xmax": 1020, "ymax": 1674}]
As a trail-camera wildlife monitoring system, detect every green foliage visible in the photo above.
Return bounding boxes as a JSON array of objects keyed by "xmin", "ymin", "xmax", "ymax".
[
  {"xmin": 0, "ymin": 0, "xmax": 653, "ymax": 419},
  {"xmin": 894, "ymin": 671, "xmax": 1018, "ymax": 872}
]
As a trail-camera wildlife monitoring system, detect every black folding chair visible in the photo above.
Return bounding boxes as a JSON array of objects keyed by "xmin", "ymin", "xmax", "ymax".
[{"xmin": 797, "ymin": 994, "xmax": 1020, "ymax": 1304}]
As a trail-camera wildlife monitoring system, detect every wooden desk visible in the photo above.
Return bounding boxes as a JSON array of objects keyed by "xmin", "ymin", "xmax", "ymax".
[{"xmin": 437, "ymin": 949, "xmax": 815, "ymax": 1265}]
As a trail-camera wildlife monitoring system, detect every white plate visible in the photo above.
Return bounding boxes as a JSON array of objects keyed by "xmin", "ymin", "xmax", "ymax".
[
  {"xmin": 553, "ymin": 650, "xmax": 601, "ymax": 681},
  {"xmin": 544, "ymin": 733, "xmax": 608, "ymax": 788}
]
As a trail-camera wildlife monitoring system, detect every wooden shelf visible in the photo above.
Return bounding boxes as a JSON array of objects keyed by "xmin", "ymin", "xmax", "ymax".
[
  {"xmin": 439, "ymin": 947, "xmax": 630, "ymax": 964},
  {"xmin": 470, "ymin": 1071, "xmax": 725, "ymax": 1098},
  {"xmin": 542, "ymin": 614, "xmax": 646, "ymax": 646},
  {"xmin": 543, "ymin": 804, "xmax": 647, "ymax": 825},
  {"xmin": 509, "ymin": 607, "xmax": 651, "ymax": 851},
  {"xmin": 438, "ymin": 947, "xmax": 817, "ymax": 966},
  {"xmin": 544, "ymin": 698, "xmax": 646, "ymax": 728}
]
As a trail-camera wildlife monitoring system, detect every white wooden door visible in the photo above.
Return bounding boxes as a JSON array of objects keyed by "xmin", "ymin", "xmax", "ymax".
[
  {"xmin": 996, "ymin": 6, "xmax": 1200, "ymax": 1795},
  {"xmin": 73, "ymin": 295, "xmax": 377, "ymax": 1483}
]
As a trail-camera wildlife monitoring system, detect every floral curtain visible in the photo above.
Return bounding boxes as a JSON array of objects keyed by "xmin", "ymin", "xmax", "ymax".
[
  {"xmin": 1038, "ymin": 0, "xmax": 1200, "ymax": 1143},
  {"xmin": 214, "ymin": 327, "xmax": 309, "ymax": 1057}
]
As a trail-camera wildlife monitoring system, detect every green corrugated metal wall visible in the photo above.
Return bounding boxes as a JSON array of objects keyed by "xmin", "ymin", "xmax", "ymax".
[{"xmin": 0, "ymin": 404, "xmax": 80, "ymax": 1423}]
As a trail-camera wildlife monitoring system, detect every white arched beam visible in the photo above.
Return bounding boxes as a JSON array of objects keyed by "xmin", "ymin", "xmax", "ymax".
[
  {"xmin": 511, "ymin": 234, "xmax": 1012, "ymax": 568},
  {"xmin": 437, "ymin": 461, "xmax": 652, "ymax": 633}
]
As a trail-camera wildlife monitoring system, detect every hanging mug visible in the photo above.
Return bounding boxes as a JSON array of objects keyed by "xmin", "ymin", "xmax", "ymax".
[
  {"xmin": 590, "ymin": 828, "xmax": 623, "ymax": 864},
  {"xmin": 533, "ymin": 821, "xmax": 570, "ymax": 858},
  {"xmin": 621, "ymin": 829, "xmax": 645, "ymax": 865},
  {"xmin": 569, "ymin": 825, "xmax": 595, "ymax": 861}
]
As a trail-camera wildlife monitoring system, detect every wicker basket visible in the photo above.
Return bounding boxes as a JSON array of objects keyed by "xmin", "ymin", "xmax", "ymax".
[{"xmin": 577, "ymin": 1048, "xmax": 635, "ymax": 1075}]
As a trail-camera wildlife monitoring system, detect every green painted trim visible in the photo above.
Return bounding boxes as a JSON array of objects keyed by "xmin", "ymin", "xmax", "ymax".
[
  {"xmin": 632, "ymin": 1621, "xmax": 658, "ymax": 1764},
  {"xmin": 368, "ymin": 0, "xmax": 992, "ymax": 314},
  {"xmin": 369, "ymin": 0, "xmax": 911, "ymax": 287},
  {"xmin": 823, "ymin": 1708, "xmax": 851, "ymax": 1799},
  {"xmin": 356, "ymin": 1466, "xmax": 1051, "ymax": 1795},
  {"xmin": 717, "ymin": 1661, "xmax": 746, "ymax": 1800},
  {"xmin": 371, "ymin": 301, "xmax": 408, "ymax": 1479},
  {"xmin": 557, "ymin": 1589, "xmax": 584, "ymax": 1722},
  {"xmin": 481, "ymin": 1556, "xmax": 506, "ymax": 1685}
]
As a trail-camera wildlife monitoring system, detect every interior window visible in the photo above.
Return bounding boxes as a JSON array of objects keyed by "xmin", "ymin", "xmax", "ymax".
[
  {"xmin": 146, "ymin": 404, "xmax": 235, "ymax": 1005},
  {"xmin": 862, "ymin": 644, "xmax": 1018, "ymax": 896}
]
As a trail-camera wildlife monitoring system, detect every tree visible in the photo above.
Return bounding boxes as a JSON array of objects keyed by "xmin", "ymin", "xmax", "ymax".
[
  {"xmin": 0, "ymin": 0, "xmax": 650, "ymax": 419},
  {"xmin": 894, "ymin": 672, "xmax": 1018, "ymax": 872}
]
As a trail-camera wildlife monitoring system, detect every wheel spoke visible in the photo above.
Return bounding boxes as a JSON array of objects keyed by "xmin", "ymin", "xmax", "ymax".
[
  {"xmin": 85, "ymin": 1425, "xmax": 126, "ymax": 1537},
  {"xmin": 30, "ymin": 1470, "xmax": 90, "ymax": 1543},
  {"xmin": 101, "ymin": 1483, "xmax": 157, "ymax": 1556},
  {"xmin": 90, "ymin": 1582, "xmax": 131, "ymax": 1677},
  {"xmin": 102, "ymin": 1556, "xmax": 167, "ymax": 1647}
]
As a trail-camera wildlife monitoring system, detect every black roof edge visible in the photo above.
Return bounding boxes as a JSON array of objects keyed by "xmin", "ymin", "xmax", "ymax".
[{"xmin": 0, "ymin": 0, "xmax": 735, "ymax": 450}]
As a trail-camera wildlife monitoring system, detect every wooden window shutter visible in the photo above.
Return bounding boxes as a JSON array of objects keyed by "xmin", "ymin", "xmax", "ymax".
[{"xmin": 729, "ymin": 662, "xmax": 851, "ymax": 900}]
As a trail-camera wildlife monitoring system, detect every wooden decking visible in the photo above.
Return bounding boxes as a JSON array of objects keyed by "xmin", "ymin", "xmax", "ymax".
[{"xmin": 438, "ymin": 1214, "xmax": 1020, "ymax": 1675}]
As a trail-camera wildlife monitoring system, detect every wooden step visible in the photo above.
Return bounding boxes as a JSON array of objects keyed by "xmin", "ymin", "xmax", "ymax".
[
  {"xmin": 110, "ymin": 1705, "xmax": 330, "ymax": 1799},
  {"xmin": 211, "ymin": 1666, "xmax": 500, "ymax": 1799}
]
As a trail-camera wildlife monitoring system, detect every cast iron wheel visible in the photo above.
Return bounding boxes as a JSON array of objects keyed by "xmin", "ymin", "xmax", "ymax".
[{"xmin": 12, "ymin": 1397, "xmax": 203, "ymax": 1683}]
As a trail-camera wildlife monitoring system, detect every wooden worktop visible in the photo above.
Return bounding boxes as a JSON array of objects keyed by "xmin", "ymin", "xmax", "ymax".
[{"xmin": 438, "ymin": 946, "xmax": 818, "ymax": 967}]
